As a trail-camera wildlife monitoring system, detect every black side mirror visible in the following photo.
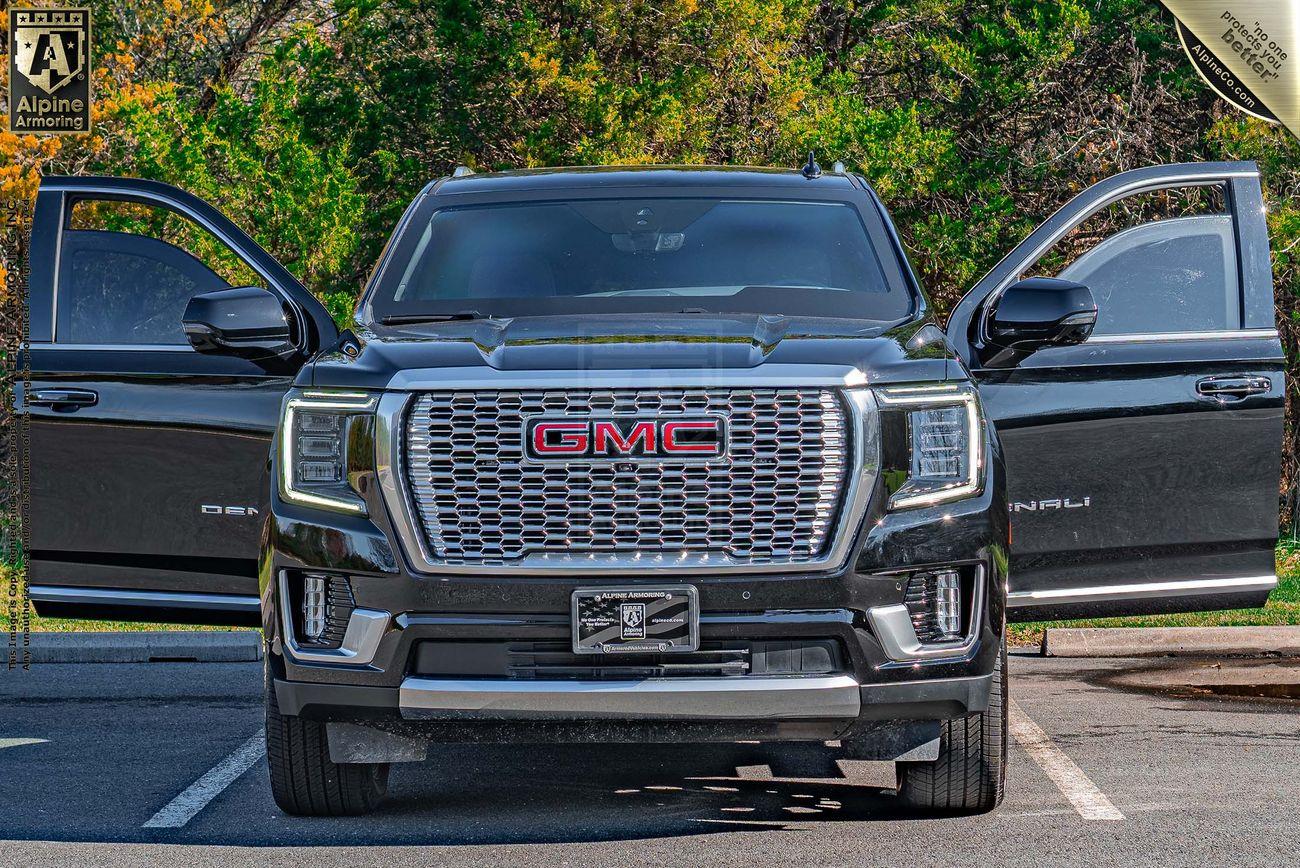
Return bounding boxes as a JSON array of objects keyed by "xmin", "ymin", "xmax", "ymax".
[
  {"xmin": 183, "ymin": 286, "xmax": 297, "ymax": 362},
  {"xmin": 979, "ymin": 277, "xmax": 1097, "ymax": 367}
]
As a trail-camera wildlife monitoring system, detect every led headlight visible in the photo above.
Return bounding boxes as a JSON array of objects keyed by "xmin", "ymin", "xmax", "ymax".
[
  {"xmin": 279, "ymin": 390, "xmax": 378, "ymax": 514},
  {"xmin": 877, "ymin": 384, "xmax": 983, "ymax": 510}
]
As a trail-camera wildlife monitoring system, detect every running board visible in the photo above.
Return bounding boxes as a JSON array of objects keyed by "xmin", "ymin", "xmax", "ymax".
[
  {"xmin": 1007, "ymin": 574, "xmax": 1278, "ymax": 607},
  {"xmin": 27, "ymin": 585, "xmax": 261, "ymax": 612},
  {"xmin": 27, "ymin": 585, "xmax": 261, "ymax": 622}
]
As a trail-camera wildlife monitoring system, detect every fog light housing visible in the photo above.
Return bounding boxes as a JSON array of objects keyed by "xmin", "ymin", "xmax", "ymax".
[
  {"xmin": 290, "ymin": 572, "xmax": 355, "ymax": 649},
  {"xmin": 302, "ymin": 575, "xmax": 327, "ymax": 640},
  {"xmin": 904, "ymin": 569, "xmax": 966, "ymax": 644}
]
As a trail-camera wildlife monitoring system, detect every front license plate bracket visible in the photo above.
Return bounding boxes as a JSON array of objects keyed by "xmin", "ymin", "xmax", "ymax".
[{"xmin": 571, "ymin": 586, "xmax": 699, "ymax": 654}]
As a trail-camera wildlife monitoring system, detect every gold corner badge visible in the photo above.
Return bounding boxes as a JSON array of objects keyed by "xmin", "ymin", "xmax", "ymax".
[
  {"xmin": 1164, "ymin": 1, "xmax": 1298, "ymax": 136},
  {"xmin": 8, "ymin": 7, "xmax": 92, "ymax": 135}
]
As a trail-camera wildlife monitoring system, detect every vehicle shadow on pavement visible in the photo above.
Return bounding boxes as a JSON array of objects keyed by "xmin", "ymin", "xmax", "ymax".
[{"xmin": 197, "ymin": 742, "xmax": 937, "ymax": 846}]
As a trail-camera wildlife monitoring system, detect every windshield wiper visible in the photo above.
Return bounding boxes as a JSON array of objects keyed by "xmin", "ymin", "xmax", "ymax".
[{"xmin": 380, "ymin": 310, "xmax": 486, "ymax": 325}]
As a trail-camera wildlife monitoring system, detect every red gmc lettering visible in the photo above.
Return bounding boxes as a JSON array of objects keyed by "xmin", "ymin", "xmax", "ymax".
[
  {"xmin": 661, "ymin": 419, "xmax": 720, "ymax": 454},
  {"xmin": 593, "ymin": 420, "xmax": 656, "ymax": 454},
  {"xmin": 527, "ymin": 417, "xmax": 724, "ymax": 459},
  {"xmin": 531, "ymin": 421, "xmax": 589, "ymax": 454}
]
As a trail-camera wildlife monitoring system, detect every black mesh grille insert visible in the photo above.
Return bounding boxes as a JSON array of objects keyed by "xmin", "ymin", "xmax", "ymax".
[{"xmin": 413, "ymin": 639, "xmax": 844, "ymax": 681}]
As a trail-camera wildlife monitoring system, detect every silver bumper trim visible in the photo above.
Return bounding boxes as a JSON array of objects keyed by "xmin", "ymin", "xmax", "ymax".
[
  {"xmin": 398, "ymin": 675, "xmax": 863, "ymax": 721},
  {"xmin": 1006, "ymin": 574, "xmax": 1278, "ymax": 607}
]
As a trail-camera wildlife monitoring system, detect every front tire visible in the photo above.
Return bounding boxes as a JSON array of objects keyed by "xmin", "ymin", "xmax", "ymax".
[
  {"xmin": 264, "ymin": 659, "xmax": 389, "ymax": 816},
  {"xmin": 895, "ymin": 637, "xmax": 1007, "ymax": 814}
]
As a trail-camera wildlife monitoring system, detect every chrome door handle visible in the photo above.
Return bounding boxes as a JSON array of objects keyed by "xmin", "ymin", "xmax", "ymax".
[
  {"xmin": 28, "ymin": 388, "xmax": 98, "ymax": 409},
  {"xmin": 1195, "ymin": 376, "xmax": 1271, "ymax": 401}
]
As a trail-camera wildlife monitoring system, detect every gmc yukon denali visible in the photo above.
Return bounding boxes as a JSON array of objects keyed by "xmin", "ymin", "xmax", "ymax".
[{"xmin": 21, "ymin": 161, "xmax": 1284, "ymax": 816}]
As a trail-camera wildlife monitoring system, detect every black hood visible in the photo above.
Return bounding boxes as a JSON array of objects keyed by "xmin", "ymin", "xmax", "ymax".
[{"xmin": 304, "ymin": 313, "xmax": 956, "ymax": 389}]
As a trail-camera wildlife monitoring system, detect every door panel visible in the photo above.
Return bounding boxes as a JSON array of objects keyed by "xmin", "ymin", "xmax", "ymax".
[
  {"xmin": 23, "ymin": 177, "xmax": 337, "ymax": 625},
  {"xmin": 946, "ymin": 162, "xmax": 1284, "ymax": 620},
  {"xmin": 27, "ymin": 348, "xmax": 287, "ymax": 580}
]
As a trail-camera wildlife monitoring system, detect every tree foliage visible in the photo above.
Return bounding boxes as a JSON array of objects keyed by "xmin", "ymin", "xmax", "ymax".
[{"xmin": 3, "ymin": 0, "xmax": 1300, "ymax": 512}]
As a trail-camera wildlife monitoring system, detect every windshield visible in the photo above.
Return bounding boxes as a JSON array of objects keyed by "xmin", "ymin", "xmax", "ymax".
[{"xmin": 367, "ymin": 197, "xmax": 914, "ymax": 322}]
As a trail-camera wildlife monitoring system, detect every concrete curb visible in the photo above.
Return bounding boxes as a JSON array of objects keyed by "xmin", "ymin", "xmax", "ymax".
[
  {"xmin": 15, "ymin": 631, "xmax": 262, "ymax": 664},
  {"xmin": 1044, "ymin": 625, "xmax": 1300, "ymax": 658}
]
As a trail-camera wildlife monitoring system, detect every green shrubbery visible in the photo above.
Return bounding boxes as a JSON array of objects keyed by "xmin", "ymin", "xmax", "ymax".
[{"xmin": 3, "ymin": 0, "xmax": 1299, "ymax": 499}]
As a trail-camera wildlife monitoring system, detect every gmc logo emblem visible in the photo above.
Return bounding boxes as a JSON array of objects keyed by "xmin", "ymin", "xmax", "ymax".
[{"xmin": 525, "ymin": 417, "xmax": 726, "ymax": 460}]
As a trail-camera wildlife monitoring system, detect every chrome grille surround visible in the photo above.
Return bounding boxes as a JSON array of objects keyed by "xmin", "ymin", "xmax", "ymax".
[
  {"xmin": 375, "ymin": 366, "xmax": 880, "ymax": 575},
  {"xmin": 406, "ymin": 387, "xmax": 845, "ymax": 564}
]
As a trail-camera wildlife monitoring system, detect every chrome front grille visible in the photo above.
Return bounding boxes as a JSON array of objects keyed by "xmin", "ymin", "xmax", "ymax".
[{"xmin": 402, "ymin": 387, "xmax": 850, "ymax": 567}]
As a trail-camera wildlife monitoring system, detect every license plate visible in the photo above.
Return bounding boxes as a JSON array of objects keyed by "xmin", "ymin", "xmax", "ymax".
[{"xmin": 571, "ymin": 586, "xmax": 699, "ymax": 654}]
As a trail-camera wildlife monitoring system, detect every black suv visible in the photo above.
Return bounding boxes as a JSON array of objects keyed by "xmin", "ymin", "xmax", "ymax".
[{"xmin": 22, "ymin": 162, "xmax": 1283, "ymax": 816}]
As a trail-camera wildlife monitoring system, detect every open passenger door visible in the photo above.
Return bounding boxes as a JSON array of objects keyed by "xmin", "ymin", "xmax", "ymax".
[
  {"xmin": 21, "ymin": 177, "xmax": 338, "ymax": 625},
  {"xmin": 946, "ymin": 162, "xmax": 1284, "ymax": 620}
]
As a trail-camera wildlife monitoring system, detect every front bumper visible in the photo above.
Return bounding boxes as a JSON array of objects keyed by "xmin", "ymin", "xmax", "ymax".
[{"xmin": 275, "ymin": 671, "xmax": 991, "ymax": 744}]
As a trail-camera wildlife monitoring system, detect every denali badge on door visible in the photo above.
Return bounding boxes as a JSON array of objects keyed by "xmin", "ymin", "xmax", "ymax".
[
  {"xmin": 572, "ymin": 586, "xmax": 699, "ymax": 654},
  {"xmin": 526, "ymin": 417, "xmax": 726, "ymax": 460}
]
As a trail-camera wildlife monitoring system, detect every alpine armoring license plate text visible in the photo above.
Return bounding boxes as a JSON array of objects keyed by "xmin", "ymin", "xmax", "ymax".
[{"xmin": 571, "ymin": 586, "xmax": 699, "ymax": 654}]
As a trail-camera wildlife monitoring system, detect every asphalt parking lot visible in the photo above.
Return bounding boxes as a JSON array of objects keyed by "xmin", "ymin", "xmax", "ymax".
[{"xmin": 1, "ymin": 652, "xmax": 1297, "ymax": 867}]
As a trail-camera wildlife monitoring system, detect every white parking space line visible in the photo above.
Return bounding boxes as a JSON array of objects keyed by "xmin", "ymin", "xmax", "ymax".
[
  {"xmin": 0, "ymin": 738, "xmax": 49, "ymax": 750},
  {"xmin": 142, "ymin": 732, "xmax": 265, "ymax": 829},
  {"xmin": 1002, "ymin": 802, "xmax": 1176, "ymax": 820},
  {"xmin": 1009, "ymin": 699, "xmax": 1124, "ymax": 821}
]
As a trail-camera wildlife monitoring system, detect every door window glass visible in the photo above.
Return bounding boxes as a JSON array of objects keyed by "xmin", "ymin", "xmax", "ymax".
[
  {"xmin": 1024, "ymin": 185, "xmax": 1240, "ymax": 335},
  {"xmin": 56, "ymin": 199, "xmax": 262, "ymax": 345}
]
